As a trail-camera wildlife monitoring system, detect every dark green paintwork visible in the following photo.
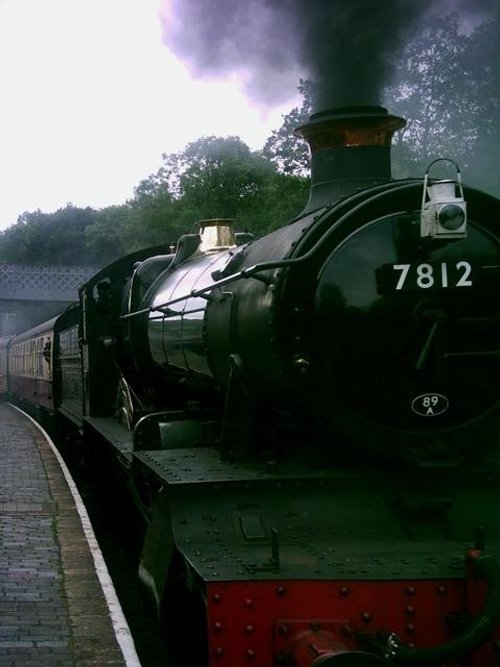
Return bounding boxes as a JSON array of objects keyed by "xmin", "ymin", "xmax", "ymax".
[{"xmin": 136, "ymin": 446, "xmax": 500, "ymax": 584}]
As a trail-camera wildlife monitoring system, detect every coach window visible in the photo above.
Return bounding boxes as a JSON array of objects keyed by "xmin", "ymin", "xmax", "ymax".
[
  {"xmin": 30, "ymin": 341, "xmax": 35, "ymax": 375},
  {"xmin": 37, "ymin": 338, "xmax": 44, "ymax": 375},
  {"xmin": 43, "ymin": 339, "xmax": 51, "ymax": 370},
  {"xmin": 29, "ymin": 340, "xmax": 35, "ymax": 375}
]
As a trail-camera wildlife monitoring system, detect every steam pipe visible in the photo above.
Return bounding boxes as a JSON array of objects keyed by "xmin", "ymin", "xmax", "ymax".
[{"xmin": 392, "ymin": 551, "xmax": 500, "ymax": 665}]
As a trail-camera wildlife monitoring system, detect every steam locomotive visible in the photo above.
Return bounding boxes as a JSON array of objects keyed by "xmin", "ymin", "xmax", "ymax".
[{"xmin": 3, "ymin": 106, "xmax": 500, "ymax": 666}]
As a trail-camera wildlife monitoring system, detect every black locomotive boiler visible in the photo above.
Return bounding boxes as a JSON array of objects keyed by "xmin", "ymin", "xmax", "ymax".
[{"xmin": 4, "ymin": 106, "xmax": 500, "ymax": 666}]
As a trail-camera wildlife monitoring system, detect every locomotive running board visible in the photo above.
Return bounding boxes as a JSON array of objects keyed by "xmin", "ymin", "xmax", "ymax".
[{"xmin": 84, "ymin": 416, "xmax": 133, "ymax": 466}]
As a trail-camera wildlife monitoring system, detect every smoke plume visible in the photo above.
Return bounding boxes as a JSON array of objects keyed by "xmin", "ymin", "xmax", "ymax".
[{"xmin": 161, "ymin": 0, "xmax": 496, "ymax": 111}]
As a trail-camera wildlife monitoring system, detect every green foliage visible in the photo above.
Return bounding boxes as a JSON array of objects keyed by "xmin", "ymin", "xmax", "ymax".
[
  {"xmin": 83, "ymin": 205, "xmax": 132, "ymax": 264},
  {"xmin": 170, "ymin": 135, "xmax": 274, "ymax": 217},
  {"xmin": 386, "ymin": 14, "xmax": 475, "ymax": 175},
  {"xmin": 263, "ymin": 79, "xmax": 313, "ymax": 175},
  {"xmin": 0, "ymin": 205, "xmax": 99, "ymax": 265},
  {"xmin": 386, "ymin": 12, "xmax": 500, "ymax": 195},
  {"xmin": 458, "ymin": 15, "xmax": 500, "ymax": 196},
  {"xmin": 258, "ymin": 172, "xmax": 310, "ymax": 231},
  {"xmin": 0, "ymin": 134, "xmax": 310, "ymax": 267},
  {"xmin": 137, "ymin": 135, "xmax": 308, "ymax": 237},
  {"xmin": 128, "ymin": 173, "xmax": 180, "ymax": 247}
]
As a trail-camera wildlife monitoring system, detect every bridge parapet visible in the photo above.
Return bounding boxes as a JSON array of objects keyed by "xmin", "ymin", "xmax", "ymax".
[
  {"xmin": 0, "ymin": 263, "xmax": 100, "ymax": 335},
  {"xmin": 0, "ymin": 264, "xmax": 99, "ymax": 301}
]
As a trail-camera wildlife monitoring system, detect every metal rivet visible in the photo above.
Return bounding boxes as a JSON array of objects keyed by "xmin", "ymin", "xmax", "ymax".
[
  {"xmin": 361, "ymin": 612, "xmax": 372, "ymax": 623},
  {"xmin": 406, "ymin": 624, "xmax": 416, "ymax": 634},
  {"xmin": 339, "ymin": 586, "xmax": 350, "ymax": 596},
  {"xmin": 276, "ymin": 586, "xmax": 286, "ymax": 596},
  {"xmin": 244, "ymin": 598, "xmax": 253, "ymax": 608},
  {"xmin": 214, "ymin": 622, "xmax": 223, "ymax": 633},
  {"xmin": 405, "ymin": 605, "xmax": 415, "ymax": 616},
  {"xmin": 215, "ymin": 647, "xmax": 224, "ymax": 657},
  {"xmin": 437, "ymin": 585, "xmax": 447, "ymax": 596},
  {"xmin": 246, "ymin": 649, "xmax": 256, "ymax": 659},
  {"xmin": 245, "ymin": 625, "xmax": 254, "ymax": 635},
  {"xmin": 405, "ymin": 586, "xmax": 416, "ymax": 596},
  {"xmin": 213, "ymin": 593, "xmax": 222, "ymax": 603}
]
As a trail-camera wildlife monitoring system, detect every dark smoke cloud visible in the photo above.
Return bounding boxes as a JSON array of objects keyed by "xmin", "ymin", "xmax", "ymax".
[
  {"xmin": 294, "ymin": 1, "xmax": 432, "ymax": 109},
  {"xmin": 162, "ymin": 0, "xmax": 496, "ymax": 111},
  {"xmin": 162, "ymin": 0, "xmax": 301, "ymax": 105}
]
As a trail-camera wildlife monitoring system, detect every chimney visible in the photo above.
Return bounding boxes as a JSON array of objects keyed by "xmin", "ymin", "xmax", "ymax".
[{"xmin": 295, "ymin": 106, "xmax": 406, "ymax": 214}]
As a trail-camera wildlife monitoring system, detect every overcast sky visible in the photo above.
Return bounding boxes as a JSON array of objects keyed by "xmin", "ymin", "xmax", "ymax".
[{"xmin": 0, "ymin": 0, "xmax": 299, "ymax": 231}]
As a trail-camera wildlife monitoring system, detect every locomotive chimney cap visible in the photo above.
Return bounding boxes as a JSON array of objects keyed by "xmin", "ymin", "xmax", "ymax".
[
  {"xmin": 295, "ymin": 105, "xmax": 406, "ymax": 149},
  {"xmin": 300, "ymin": 104, "xmax": 396, "ymax": 122},
  {"xmin": 294, "ymin": 105, "xmax": 407, "ymax": 214}
]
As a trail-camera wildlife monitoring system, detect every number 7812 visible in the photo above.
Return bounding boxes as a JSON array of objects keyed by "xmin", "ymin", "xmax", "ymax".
[{"xmin": 393, "ymin": 261, "xmax": 473, "ymax": 290}]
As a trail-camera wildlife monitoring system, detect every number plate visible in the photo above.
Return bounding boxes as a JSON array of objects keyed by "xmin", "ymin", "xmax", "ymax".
[
  {"xmin": 376, "ymin": 261, "xmax": 474, "ymax": 293},
  {"xmin": 411, "ymin": 393, "xmax": 449, "ymax": 417}
]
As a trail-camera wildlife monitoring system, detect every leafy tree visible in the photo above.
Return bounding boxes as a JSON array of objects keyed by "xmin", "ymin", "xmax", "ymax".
[
  {"xmin": 177, "ymin": 136, "xmax": 274, "ymax": 217},
  {"xmin": 127, "ymin": 175, "xmax": 180, "ymax": 247},
  {"xmin": 83, "ymin": 205, "xmax": 133, "ymax": 264},
  {"xmin": 142, "ymin": 136, "xmax": 286, "ymax": 236},
  {"xmin": 263, "ymin": 79, "xmax": 313, "ymax": 175},
  {"xmin": 0, "ymin": 204, "xmax": 99, "ymax": 265},
  {"xmin": 385, "ymin": 11, "xmax": 500, "ymax": 192},
  {"xmin": 186, "ymin": 136, "xmax": 309, "ymax": 232},
  {"xmin": 460, "ymin": 14, "xmax": 500, "ymax": 196},
  {"xmin": 0, "ymin": 135, "xmax": 310, "ymax": 266},
  {"xmin": 259, "ymin": 172, "xmax": 310, "ymax": 231},
  {"xmin": 385, "ymin": 15, "xmax": 470, "ymax": 173}
]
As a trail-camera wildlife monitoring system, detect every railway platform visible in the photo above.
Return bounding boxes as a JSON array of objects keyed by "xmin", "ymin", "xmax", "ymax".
[{"xmin": 0, "ymin": 401, "xmax": 141, "ymax": 667}]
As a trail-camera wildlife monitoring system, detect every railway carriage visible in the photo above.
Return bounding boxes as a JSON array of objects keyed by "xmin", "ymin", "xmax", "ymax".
[{"xmin": 7, "ymin": 318, "xmax": 56, "ymax": 410}]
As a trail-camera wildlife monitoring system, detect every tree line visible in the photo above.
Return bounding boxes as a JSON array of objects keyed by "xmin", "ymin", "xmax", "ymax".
[{"xmin": 1, "ymin": 12, "xmax": 498, "ymax": 267}]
